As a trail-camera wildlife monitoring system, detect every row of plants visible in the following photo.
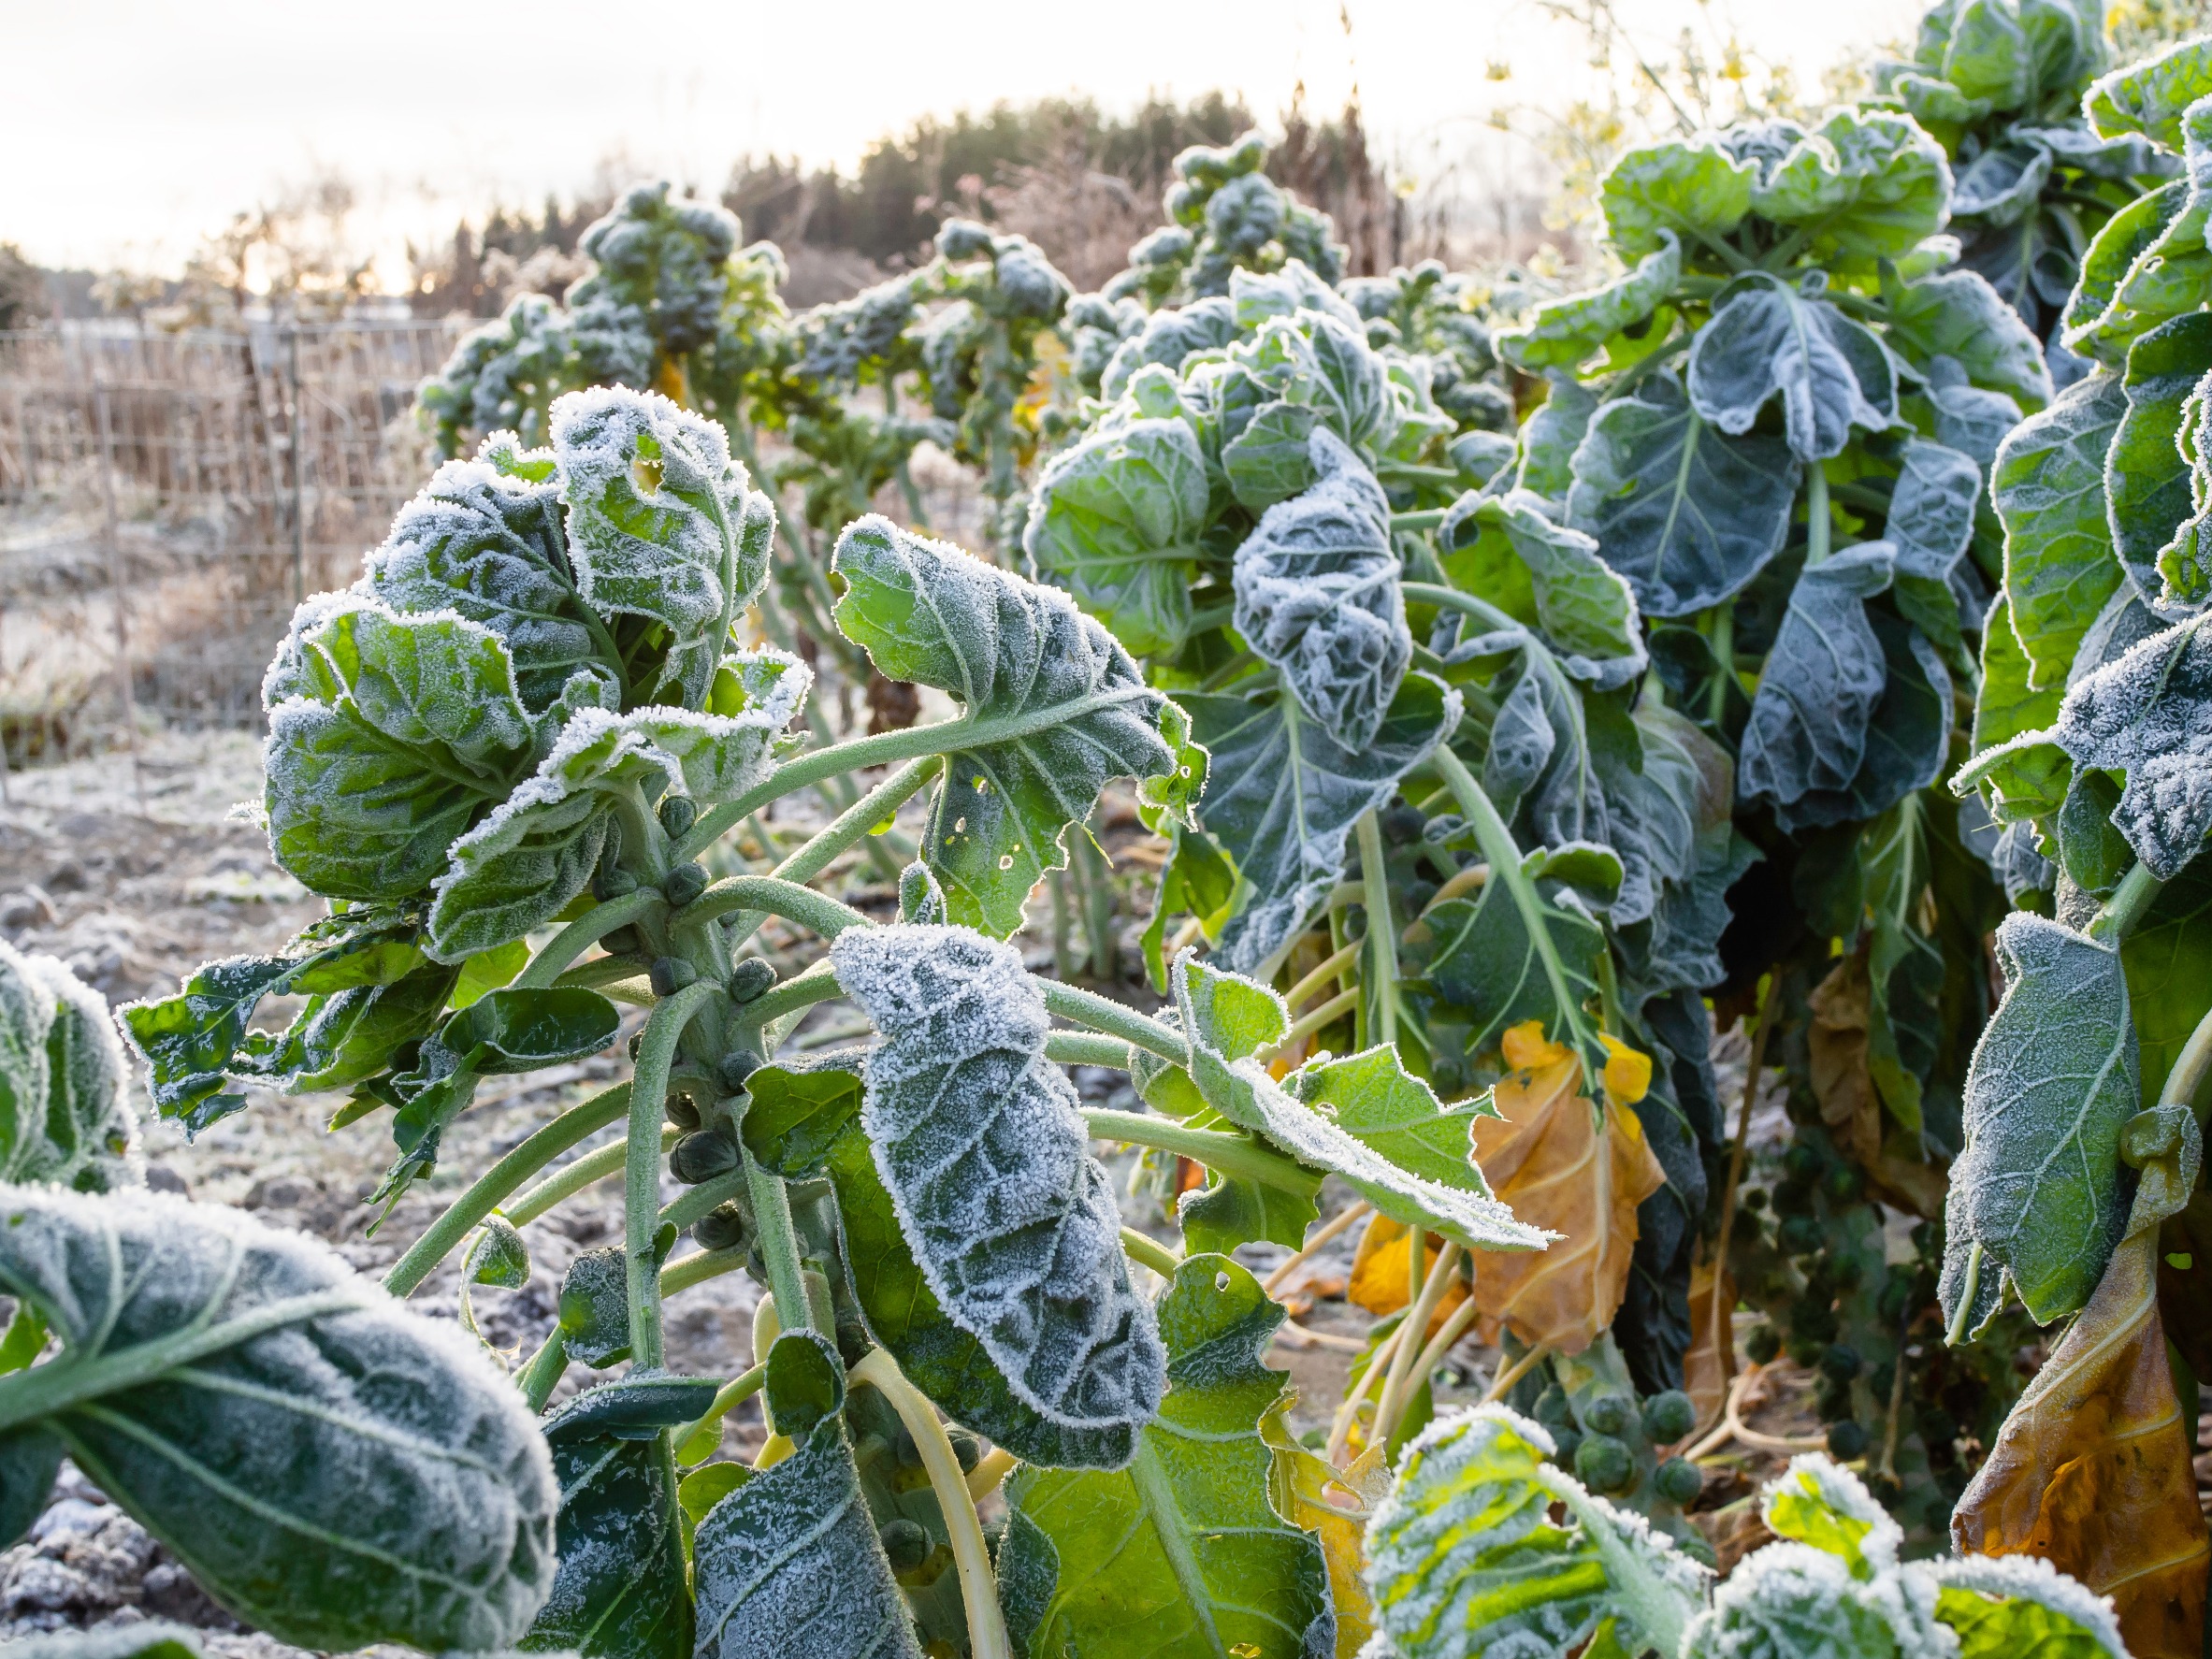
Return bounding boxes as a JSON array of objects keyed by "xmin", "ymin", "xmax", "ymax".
[{"xmin": 6, "ymin": 4, "xmax": 2210, "ymax": 1657}]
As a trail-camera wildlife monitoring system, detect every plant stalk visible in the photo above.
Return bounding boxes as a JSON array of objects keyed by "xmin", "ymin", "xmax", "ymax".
[
  {"xmin": 625, "ymin": 982, "xmax": 719, "ymax": 1369},
  {"xmin": 744, "ymin": 1148, "xmax": 816, "ymax": 1336},
  {"xmin": 1356, "ymin": 808, "xmax": 1398, "ymax": 1049},
  {"xmin": 1080, "ymin": 1108, "xmax": 1322, "ymax": 1195}
]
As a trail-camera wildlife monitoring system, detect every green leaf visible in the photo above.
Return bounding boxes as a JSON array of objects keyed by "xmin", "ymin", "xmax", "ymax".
[
  {"xmin": 426, "ymin": 709, "xmax": 672, "ymax": 959},
  {"xmin": 1233, "ymin": 432, "xmax": 1409, "ymax": 751},
  {"xmin": 1495, "ymin": 233, "xmax": 1681, "ymax": 372},
  {"xmin": 997, "ymin": 1255, "xmax": 1334, "ymax": 1659},
  {"xmin": 1760, "ymin": 1453, "xmax": 1901, "ymax": 1578},
  {"xmin": 744, "ymin": 1056, "xmax": 1138, "ymax": 1467},
  {"xmin": 1748, "ymin": 109, "xmax": 1952, "ymax": 257},
  {"xmin": 1687, "ymin": 273, "xmax": 1896, "ymax": 463},
  {"xmin": 2084, "ymin": 35, "xmax": 2212, "ymax": 150},
  {"xmin": 1942, "ymin": 913, "xmax": 2139, "ymax": 1335},
  {"xmin": 1932, "ymin": 1556, "xmax": 2131, "ymax": 1658},
  {"xmin": 691, "ymin": 1419, "xmax": 923, "ymax": 1659},
  {"xmin": 1222, "ymin": 397, "xmax": 1320, "ymax": 511},
  {"xmin": 1777, "ymin": 610, "xmax": 1954, "ymax": 834},
  {"xmin": 525, "ymin": 1373, "xmax": 716, "ymax": 1659},
  {"xmin": 557, "ymin": 1246, "xmax": 632, "ymax": 1368},
  {"xmin": 1363, "ymin": 1405, "xmax": 1709, "ymax": 1659},
  {"xmin": 2062, "ymin": 173, "xmax": 2212, "ymax": 368},
  {"xmin": 1887, "ymin": 439, "xmax": 1982, "ymax": 650},
  {"xmin": 1739, "ymin": 543, "xmax": 1896, "ymax": 813},
  {"xmin": 1438, "ymin": 493, "xmax": 1647, "ymax": 691},
  {"xmin": 2108, "ymin": 314, "xmax": 2212, "ymax": 604},
  {"xmin": 363, "ymin": 436, "xmax": 612, "ymax": 712},
  {"xmin": 1410, "ymin": 847, "xmax": 1609, "ymax": 1063},
  {"xmin": 1883, "ymin": 268, "xmax": 2054, "ymax": 411},
  {"xmin": 1185, "ymin": 671, "xmax": 1459, "ymax": 973},
  {"xmin": 831, "ymin": 514, "xmax": 1178, "ymax": 937},
  {"xmin": 253, "ymin": 958, "xmax": 460, "ymax": 1098},
  {"xmin": 1942, "ymin": 0, "xmax": 2033, "ymax": 108},
  {"xmin": 1682, "ymin": 1543, "xmax": 1932, "ymax": 1658},
  {"xmin": 829, "ymin": 923, "xmax": 1166, "ymax": 1446},
  {"xmin": 1598, "ymin": 139, "xmax": 1756, "ymax": 259},
  {"xmin": 2123, "ymin": 858, "xmax": 2212, "ymax": 1112},
  {"xmin": 622, "ymin": 650, "xmax": 812, "ymax": 801},
  {"xmin": 2053, "ymin": 613, "xmax": 2212, "ymax": 877},
  {"xmin": 1170, "ymin": 957, "xmax": 1547, "ymax": 1252},
  {"xmin": 2157, "ymin": 369, "xmax": 2212, "ymax": 609},
  {"xmin": 1022, "ymin": 415, "xmax": 1211, "ymax": 657},
  {"xmin": 1140, "ymin": 826, "xmax": 1236, "ymax": 993},
  {"xmin": 0, "ymin": 945, "xmax": 136, "ymax": 1193},
  {"xmin": 552, "ymin": 387, "xmax": 766, "ymax": 709},
  {"xmin": 1236, "ymin": 310, "xmax": 1395, "ymax": 454},
  {"xmin": 264, "ymin": 603, "xmax": 533, "ymax": 902},
  {"xmin": 1565, "ymin": 371, "xmax": 1801, "ymax": 618},
  {"xmin": 0, "ymin": 1185, "xmax": 557, "ymax": 1652},
  {"xmin": 1516, "ymin": 375, "xmax": 1599, "ymax": 498},
  {"xmin": 1991, "ymin": 368, "xmax": 2127, "ymax": 689},
  {"xmin": 453, "ymin": 937, "xmax": 530, "ymax": 1010}
]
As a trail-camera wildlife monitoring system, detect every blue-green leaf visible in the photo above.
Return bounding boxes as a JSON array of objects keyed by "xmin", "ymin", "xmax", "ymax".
[{"xmin": 1687, "ymin": 274, "xmax": 1897, "ymax": 462}]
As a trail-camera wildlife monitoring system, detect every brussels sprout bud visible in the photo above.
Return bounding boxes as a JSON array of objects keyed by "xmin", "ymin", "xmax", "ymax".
[
  {"xmin": 1742, "ymin": 1188, "xmax": 1769, "ymax": 1212},
  {"xmin": 948, "ymin": 1430, "xmax": 983, "ymax": 1474},
  {"xmin": 1826, "ymin": 1421, "xmax": 1871, "ymax": 1460},
  {"xmin": 893, "ymin": 1426, "xmax": 923, "ymax": 1468},
  {"xmin": 1818, "ymin": 1343, "xmax": 1861, "ymax": 1381},
  {"xmin": 593, "ymin": 866, "xmax": 639, "ymax": 901},
  {"xmin": 1574, "ymin": 1433, "xmax": 1634, "ymax": 1494},
  {"xmin": 1783, "ymin": 1143, "xmax": 1824, "ymax": 1182},
  {"xmin": 671, "ymin": 1130, "xmax": 740, "ymax": 1185},
  {"xmin": 727, "ymin": 958, "xmax": 777, "ymax": 1003},
  {"xmin": 649, "ymin": 957, "xmax": 698, "ymax": 997},
  {"xmin": 1382, "ymin": 804, "xmax": 1426, "ymax": 844},
  {"xmin": 835, "ymin": 1319, "xmax": 874, "ymax": 1367},
  {"xmin": 1786, "ymin": 1335, "xmax": 1827, "ymax": 1369},
  {"xmin": 663, "ymin": 1089, "xmax": 701, "ymax": 1131},
  {"xmin": 1533, "ymin": 1386, "xmax": 1575, "ymax": 1429},
  {"xmin": 1778, "ymin": 1215, "xmax": 1824, "ymax": 1256},
  {"xmin": 694, "ymin": 1202, "xmax": 747, "ymax": 1252},
  {"xmin": 658, "ymin": 796, "xmax": 699, "ymax": 838},
  {"xmin": 1641, "ymin": 1390, "xmax": 1697, "ymax": 1444},
  {"xmin": 1551, "ymin": 1426, "xmax": 1583, "ymax": 1464},
  {"xmin": 1824, "ymin": 1163, "xmax": 1864, "ymax": 1203},
  {"xmin": 627, "ymin": 1032, "xmax": 645, "ymax": 1061},
  {"xmin": 602, "ymin": 925, "xmax": 642, "ymax": 956},
  {"xmin": 1744, "ymin": 1324, "xmax": 1782, "ymax": 1364},
  {"xmin": 1583, "ymin": 1394, "xmax": 1633, "ymax": 1436},
  {"xmin": 1814, "ymin": 1378, "xmax": 1853, "ymax": 1421},
  {"xmin": 661, "ymin": 862, "xmax": 709, "ymax": 908},
  {"xmin": 1877, "ymin": 1270, "xmax": 1917, "ymax": 1322},
  {"xmin": 716, "ymin": 1049, "xmax": 759, "ymax": 1094},
  {"xmin": 1654, "ymin": 1456, "xmax": 1704, "ymax": 1505},
  {"xmin": 1404, "ymin": 879, "xmax": 1439, "ymax": 914},
  {"xmin": 878, "ymin": 1517, "xmax": 931, "ymax": 1574},
  {"xmin": 1770, "ymin": 1180, "xmax": 1815, "ymax": 1218}
]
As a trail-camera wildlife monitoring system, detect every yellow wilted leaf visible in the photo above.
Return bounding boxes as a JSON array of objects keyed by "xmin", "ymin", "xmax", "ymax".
[
  {"xmin": 1599, "ymin": 1034, "xmax": 1652, "ymax": 1105},
  {"xmin": 1953, "ymin": 1227, "xmax": 2209, "ymax": 1657},
  {"xmin": 1265, "ymin": 1415, "xmax": 1389, "ymax": 1659},
  {"xmin": 1500, "ymin": 1018, "xmax": 1568, "ymax": 1073},
  {"xmin": 1347, "ymin": 1214, "xmax": 1467, "ymax": 1334},
  {"xmin": 1467, "ymin": 1050, "xmax": 1666, "ymax": 1355}
]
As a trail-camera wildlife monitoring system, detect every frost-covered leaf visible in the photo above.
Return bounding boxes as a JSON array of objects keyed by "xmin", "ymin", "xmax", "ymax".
[
  {"xmin": 1517, "ymin": 375, "xmax": 1599, "ymax": 498},
  {"xmin": 1739, "ymin": 543, "xmax": 1896, "ymax": 813},
  {"xmin": 389, "ymin": 987, "xmax": 620, "ymax": 1176},
  {"xmin": 2052, "ymin": 613, "xmax": 2212, "ymax": 878},
  {"xmin": 1233, "ymin": 431, "xmax": 1409, "ymax": 751},
  {"xmin": 1496, "ymin": 234, "xmax": 1681, "ymax": 372},
  {"xmin": 264, "ymin": 602, "xmax": 534, "ymax": 902},
  {"xmin": 0, "ymin": 1185, "xmax": 557, "ymax": 1651},
  {"xmin": 0, "ymin": 945, "xmax": 135, "ymax": 1192},
  {"xmin": 1747, "ymin": 109, "xmax": 1953, "ymax": 258},
  {"xmin": 1168, "ymin": 957, "xmax": 1547, "ymax": 1253},
  {"xmin": 1363, "ymin": 1406, "xmax": 1709, "ymax": 1659},
  {"xmin": 1467, "ymin": 1035, "xmax": 1668, "ymax": 1354},
  {"xmin": 1942, "ymin": 913, "xmax": 2139, "ymax": 1334},
  {"xmin": 550, "ymin": 388, "xmax": 764, "ymax": 708},
  {"xmin": 1438, "ymin": 493, "xmax": 1647, "ymax": 690},
  {"xmin": 2108, "ymin": 314, "xmax": 2212, "ymax": 606},
  {"xmin": 1237, "ymin": 310, "xmax": 1395, "ymax": 454},
  {"xmin": 1186, "ymin": 671, "xmax": 1458, "ymax": 974},
  {"xmin": 2158, "ymin": 370, "xmax": 2212, "ymax": 609},
  {"xmin": 426, "ymin": 708, "xmax": 673, "ymax": 959},
  {"xmin": 1759, "ymin": 1454, "xmax": 1901, "ymax": 1578},
  {"xmin": 691, "ymin": 1418, "xmax": 922, "ymax": 1659},
  {"xmin": 2084, "ymin": 35, "xmax": 2212, "ymax": 151},
  {"xmin": 1883, "ymin": 268, "xmax": 2053, "ymax": 411},
  {"xmin": 617, "ymin": 649, "xmax": 811, "ymax": 801},
  {"xmin": 1598, "ymin": 139, "xmax": 1756, "ymax": 259},
  {"xmin": 830, "ymin": 924, "xmax": 1165, "ymax": 1444},
  {"xmin": 1022, "ymin": 416, "xmax": 1211, "ymax": 657},
  {"xmin": 832, "ymin": 515, "xmax": 1178, "ymax": 937},
  {"xmin": 1991, "ymin": 368, "xmax": 2128, "ymax": 688},
  {"xmin": 743, "ymin": 1053, "xmax": 1141, "ymax": 1467},
  {"xmin": 1565, "ymin": 371, "xmax": 1800, "ymax": 618},
  {"xmin": 1933, "ymin": 1556, "xmax": 2129, "ymax": 1658},
  {"xmin": 1887, "ymin": 439, "xmax": 1982, "ymax": 646},
  {"xmin": 1687, "ymin": 274, "xmax": 1897, "ymax": 463},
  {"xmin": 2062, "ymin": 171, "xmax": 2212, "ymax": 368},
  {"xmin": 1223, "ymin": 397, "xmax": 1321, "ymax": 511},
  {"xmin": 997, "ymin": 1255, "xmax": 1335, "ymax": 1659},
  {"xmin": 524, "ymin": 1373, "xmax": 716, "ymax": 1659},
  {"xmin": 1680, "ymin": 1541, "xmax": 1937, "ymax": 1659}
]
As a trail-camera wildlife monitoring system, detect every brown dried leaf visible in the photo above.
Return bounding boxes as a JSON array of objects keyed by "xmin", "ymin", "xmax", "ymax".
[
  {"xmin": 1683, "ymin": 1259, "xmax": 1737, "ymax": 1436},
  {"xmin": 1808, "ymin": 953, "xmax": 1883, "ymax": 1168},
  {"xmin": 1467, "ymin": 1050, "xmax": 1666, "ymax": 1355},
  {"xmin": 1347, "ymin": 1215, "xmax": 1467, "ymax": 1334},
  {"xmin": 1953, "ymin": 1229, "xmax": 2210, "ymax": 1657}
]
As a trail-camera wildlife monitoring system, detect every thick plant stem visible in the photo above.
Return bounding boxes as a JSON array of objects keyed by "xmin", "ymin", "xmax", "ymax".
[
  {"xmin": 1709, "ymin": 974, "xmax": 1777, "ymax": 1391},
  {"xmin": 1040, "ymin": 982, "xmax": 1188, "ymax": 1064},
  {"xmin": 2161, "ymin": 1001, "xmax": 2212, "ymax": 1113},
  {"xmin": 1267, "ymin": 988, "xmax": 1359, "ymax": 1056},
  {"xmin": 735, "ymin": 959, "xmax": 846, "ymax": 1037},
  {"xmin": 1377, "ymin": 1241, "xmax": 1461, "ymax": 1446},
  {"xmin": 1356, "ymin": 809, "xmax": 1398, "ymax": 1049},
  {"xmin": 508, "ymin": 1127, "xmax": 680, "ymax": 1228},
  {"xmin": 1285, "ymin": 941, "xmax": 1361, "ymax": 1014},
  {"xmin": 1081, "ymin": 1108, "xmax": 1321, "ymax": 1195},
  {"xmin": 680, "ymin": 874, "xmax": 871, "ymax": 940},
  {"xmin": 518, "ymin": 1333, "xmax": 568, "ymax": 1414},
  {"xmin": 852, "ymin": 1349, "xmax": 1012, "ymax": 1659},
  {"xmin": 1707, "ymin": 603, "xmax": 1734, "ymax": 728},
  {"xmin": 626, "ymin": 982, "xmax": 719, "ymax": 1369},
  {"xmin": 2090, "ymin": 861, "xmax": 2165, "ymax": 945},
  {"xmin": 1805, "ymin": 466, "xmax": 1830, "ymax": 568},
  {"xmin": 1120, "ymin": 1227, "xmax": 1181, "ymax": 1278},
  {"xmin": 1043, "ymin": 1031, "xmax": 1134, "ymax": 1069},
  {"xmin": 515, "ymin": 890, "xmax": 664, "ymax": 989},
  {"xmin": 675, "ymin": 1363, "xmax": 767, "ymax": 1464},
  {"xmin": 745, "ymin": 1149, "xmax": 815, "ymax": 1336},
  {"xmin": 383, "ymin": 1082, "xmax": 631, "ymax": 1296}
]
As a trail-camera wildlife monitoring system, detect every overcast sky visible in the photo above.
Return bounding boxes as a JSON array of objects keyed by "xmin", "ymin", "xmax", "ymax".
[{"xmin": 2, "ymin": 0, "xmax": 1923, "ymax": 276}]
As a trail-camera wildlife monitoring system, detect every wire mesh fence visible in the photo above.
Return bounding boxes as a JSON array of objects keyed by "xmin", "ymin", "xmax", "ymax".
[{"xmin": 0, "ymin": 318, "xmax": 468, "ymax": 772}]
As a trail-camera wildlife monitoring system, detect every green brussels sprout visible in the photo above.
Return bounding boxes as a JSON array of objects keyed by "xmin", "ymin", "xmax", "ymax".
[
  {"xmin": 716, "ymin": 1049, "xmax": 759, "ymax": 1093},
  {"xmin": 594, "ymin": 864, "xmax": 640, "ymax": 901},
  {"xmin": 948, "ymin": 1430, "xmax": 984, "ymax": 1474},
  {"xmin": 671, "ymin": 1129, "xmax": 740, "ymax": 1184},
  {"xmin": 879, "ymin": 1517, "xmax": 932, "ymax": 1574},
  {"xmin": 650, "ymin": 956, "xmax": 698, "ymax": 996},
  {"xmin": 1641, "ymin": 1390, "xmax": 1698, "ymax": 1443},
  {"xmin": 663, "ymin": 1087, "xmax": 702, "ymax": 1130},
  {"xmin": 694, "ymin": 1202, "xmax": 747, "ymax": 1251},
  {"xmin": 1583, "ymin": 1394, "xmax": 1634, "ymax": 1436},
  {"xmin": 1826, "ymin": 1421, "xmax": 1871, "ymax": 1460},
  {"xmin": 658, "ymin": 796, "xmax": 699, "ymax": 838},
  {"xmin": 1742, "ymin": 1188, "xmax": 1769, "ymax": 1212},
  {"xmin": 1818, "ymin": 1343, "xmax": 1861, "ymax": 1381},
  {"xmin": 661, "ymin": 862, "xmax": 710, "ymax": 908},
  {"xmin": 1533, "ymin": 1385, "xmax": 1575, "ymax": 1428},
  {"xmin": 1552, "ymin": 1426, "xmax": 1584, "ymax": 1464},
  {"xmin": 1574, "ymin": 1433, "xmax": 1635, "ymax": 1494},
  {"xmin": 1786, "ymin": 1336, "xmax": 1828, "ymax": 1369},
  {"xmin": 1783, "ymin": 1143, "xmax": 1824, "ymax": 1182},
  {"xmin": 1814, "ymin": 1378, "xmax": 1854, "ymax": 1421},
  {"xmin": 1823, "ymin": 1163, "xmax": 1864, "ymax": 1203},
  {"xmin": 1744, "ymin": 1324, "xmax": 1783, "ymax": 1364},
  {"xmin": 1382, "ymin": 803, "xmax": 1426, "ymax": 844},
  {"xmin": 1778, "ymin": 1215, "xmax": 1824, "ymax": 1256},
  {"xmin": 1770, "ymin": 1180, "xmax": 1815, "ymax": 1218},
  {"xmin": 1654, "ymin": 1456, "xmax": 1704, "ymax": 1504},
  {"xmin": 727, "ymin": 958, "xmax": 777, "ymax": 1003},
  {"xmin": 602, "ymin": 925, "xmax": 642, "ymax": 956}
]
